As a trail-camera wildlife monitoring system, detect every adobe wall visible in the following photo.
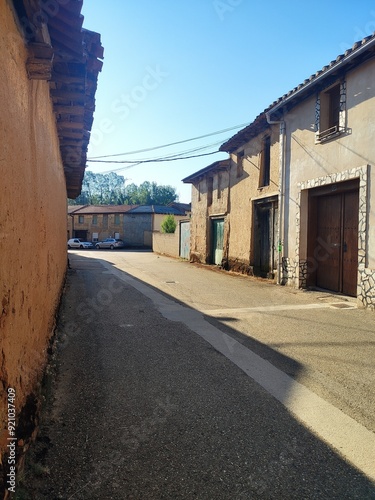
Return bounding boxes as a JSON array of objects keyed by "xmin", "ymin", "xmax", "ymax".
[
  {"xmin": 227, "ymin": 127, "xmax": 279, "ymax": 271},
  {"xmin": 189, "ymin": 170, "xmax": 230, "ymax": 264},
  {"xmin": 0, "ymin": 1, "xmax": 68, "ymax": 464}
]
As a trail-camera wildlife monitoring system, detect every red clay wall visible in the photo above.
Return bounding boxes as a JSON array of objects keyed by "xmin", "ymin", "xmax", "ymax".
[{"xmin": 0, "ymin": 1, "xmax": 68, "ymax": 463}]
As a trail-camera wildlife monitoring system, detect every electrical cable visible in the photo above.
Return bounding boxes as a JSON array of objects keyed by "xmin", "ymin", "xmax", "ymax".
[
  {"xmin": 87, "ymin": 121, "xmax": 247, "ymax": 160},
  {"xmin": 89, "ymin": 150, "xmax": 221, "ymax": 164}
]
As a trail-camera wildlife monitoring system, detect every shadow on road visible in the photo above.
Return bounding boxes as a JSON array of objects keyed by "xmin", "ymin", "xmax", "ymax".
[{"xmin": 21, "ymin": 251, "xmax": 375, "ymax": 499}]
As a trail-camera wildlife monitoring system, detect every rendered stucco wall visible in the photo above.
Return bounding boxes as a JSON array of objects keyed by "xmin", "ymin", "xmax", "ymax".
[
  {"xmin": 153, "ymin": 231, "xmax": 180, "ymax": 258},
  {"xmin": 153, "ymin": 214, "xmax": 186, "ymax": 232},
  {"xmin": 282, "ymin": 58, "xmax": 375, "ymax": 307},
  {"xmin": 0, "ymin": 1, "xmax": 68, "ymax": 460}
]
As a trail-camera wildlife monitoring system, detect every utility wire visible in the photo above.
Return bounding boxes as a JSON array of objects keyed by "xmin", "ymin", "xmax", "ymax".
[
  {"xmin": 87, "ymin": 122, "xmax": 247, "ymax": 160},
  {"xmin": 88, "ymin": 150, "xmax": 221, "ymax": 164}
]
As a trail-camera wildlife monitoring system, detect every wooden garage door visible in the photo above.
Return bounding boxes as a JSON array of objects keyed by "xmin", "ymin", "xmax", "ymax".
[{"xmin": 316, "ymin": 190, "xmax": 359, "ymax": 296}]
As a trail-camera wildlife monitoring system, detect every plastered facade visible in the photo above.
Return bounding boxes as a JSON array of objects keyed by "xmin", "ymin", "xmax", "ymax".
[
  {"xmin": 0, "ymin": 1, "xmax": 68, "ymax": 461},
  {"xmin": 281, "ymin": 58, "xmax": 375, "ymax": 308}
]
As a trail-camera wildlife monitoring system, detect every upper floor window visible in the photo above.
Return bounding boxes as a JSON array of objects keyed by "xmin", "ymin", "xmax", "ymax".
[
  {"xmin": 114, "ymin": 214, "xmax": 120, "ymax": 224},
  {"xmin": 78, "ymin": 215, "xmax": 84, "ymax": 224},
  {"xmin": 92, "ymin": 215, "xmax": 98, "ymax": 224},
  {"xmin": 207, "ymin": 177, "xmax": 213, "ymax": 206},
  {"xmin": 103, "ymin": 214, "xmax": 108, "ymax": 229},
  {"xmin": 236, "ymin": 150, "xmax": 244, "ymax": 178},
  {"xmin": 217, "ymin": 173, "xmax": 222, "ymax": 199},
  {"xmin": 316, "ymin": 81, "xmax": 346, "ymax": 143},
  {"xmin": 259, "ymin": 135, "xmax": 271, "ymax": 187}
]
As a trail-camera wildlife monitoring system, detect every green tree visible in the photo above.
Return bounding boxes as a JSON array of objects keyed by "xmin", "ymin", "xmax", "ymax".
[
  {"xmin": 68, "ymin": 172, "xmax": 178, "ymax": 206},
  {"xmin": 161, "ymin": 214, "xmax": 177, "ymax": 233}
]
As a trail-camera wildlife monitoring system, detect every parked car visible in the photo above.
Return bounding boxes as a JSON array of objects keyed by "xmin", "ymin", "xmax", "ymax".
[
  {"xmin": 95, "ymin": 238, "xmax": 125, "ymax": 249},
  {"xmin": 67, "ymin": 238, "xmax": 93, "ymax": 249}
]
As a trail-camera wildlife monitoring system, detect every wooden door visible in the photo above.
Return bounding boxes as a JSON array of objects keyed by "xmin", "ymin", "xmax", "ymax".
[
  {"xmin": 315, "ymin": 190, "xmax": 358, "ymax": 296},
  {"xmin": 342, "ymin": 190, "xmax": 359, "ymax": 296},
  {"xmin": 179, "ymin": 221, "xmax": 190, "ymax": 260},
  {"xmin": 212, "ymin": 219, "xmax": 224, "ymax": 265},
  {"xmin": 258, "ymin": 208, "xmax": 271, "ymax": 274},
  {"xmin": 253, "ymin": 200, "xmax": 278, "ymax": 277},
  {"xmin": 316, "ymin": 194, "xmax": 341, "ymax": 292}
]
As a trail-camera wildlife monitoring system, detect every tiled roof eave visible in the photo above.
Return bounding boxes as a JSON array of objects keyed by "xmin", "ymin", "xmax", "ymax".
[
  {"xmin": 267, "ymin": 34, "xmax": 375, "ymax": 119},
  {"xmin": 220, "ymin": 32, "xmax": 375, "ymax": 153}
]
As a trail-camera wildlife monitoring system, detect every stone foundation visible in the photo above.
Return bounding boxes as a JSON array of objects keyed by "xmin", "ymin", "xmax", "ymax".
[
  {"xmin": 358, "ymin": 267, "xmax": 375, "ymax": 310},
  {"xmin": 226, "ymin": 258, "xmax": 254, "ymax": 276}
]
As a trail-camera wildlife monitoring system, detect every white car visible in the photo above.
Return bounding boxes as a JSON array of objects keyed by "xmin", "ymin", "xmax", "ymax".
[{"xmin": 67, "ymin": 238, "xmax": 93, "ymax": 249}]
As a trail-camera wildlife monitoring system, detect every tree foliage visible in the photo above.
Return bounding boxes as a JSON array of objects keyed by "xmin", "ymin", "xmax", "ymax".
[
  {"xmin": 68, "ymin": 172, "xmax": 178, "ymax": 206},
  {"xmin": 161, "ymin": 215, "xmax": 177, "ymax": 234}
]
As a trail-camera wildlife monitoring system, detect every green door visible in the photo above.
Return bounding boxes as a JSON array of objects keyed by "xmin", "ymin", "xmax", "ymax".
[{"xmin": 212, "ymin": 219, "xmax": 224, "ymax": 265}]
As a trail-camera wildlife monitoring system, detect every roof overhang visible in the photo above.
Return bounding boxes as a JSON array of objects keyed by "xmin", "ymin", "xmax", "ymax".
[
  {"xmin": 13, "ymin": 0, "xmax": 103, "ymax": 199},
  {"xmin": 266, "ymin": 34, "xmax": 375, "ymax": 121},
  {"xmin": 221, "ymin": 33, "xmax": 375, "ymax": 153},
  {"xmin": 182, "ymin": 159, "xmax": 230, "ymax": 183}
]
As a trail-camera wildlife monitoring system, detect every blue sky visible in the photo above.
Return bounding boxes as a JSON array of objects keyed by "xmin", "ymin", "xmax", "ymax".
[{"xmin": 82, "ymin": 0, "xmax": 375, "ymax": 202}]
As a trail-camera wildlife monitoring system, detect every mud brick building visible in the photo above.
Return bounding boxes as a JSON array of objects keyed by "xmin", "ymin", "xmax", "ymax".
[{"xmin": 0, "ymin": 0, "xmax": 103, "ymax": 487}]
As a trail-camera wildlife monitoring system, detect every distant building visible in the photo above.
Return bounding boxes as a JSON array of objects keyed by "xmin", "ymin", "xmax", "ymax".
[
  {"xmin": 67, "ymin": 204, "xmax": 189, "ymax": 248},
  {"xmin": 68, "ymin": 205, "xmax": 137, "ymax": 242}
]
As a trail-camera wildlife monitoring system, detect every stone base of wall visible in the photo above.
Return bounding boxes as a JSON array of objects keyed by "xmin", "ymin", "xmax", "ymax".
[
  {"xmin": 226, "ymin": 258, "xmax": 254, "ymax": 276},
  {"xmin": 190, "ymin": 251, "xmax": 204, "ymax": 263},
  {"xmin": 281, "ymin": 257, "xmax": 298, "ymax": 287},
  {"xmin": 358, "ymin": 267, "xmax": 375, "ymax": 310},
  {"xmin": 281, "ymin": 258, "xmax": 375, "ymax": 310}
]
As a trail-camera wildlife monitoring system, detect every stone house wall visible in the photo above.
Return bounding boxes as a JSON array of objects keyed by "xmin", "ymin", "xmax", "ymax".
[{"xmin": 282, "ymin": 57, "xmax": 375, "ymax": 308}]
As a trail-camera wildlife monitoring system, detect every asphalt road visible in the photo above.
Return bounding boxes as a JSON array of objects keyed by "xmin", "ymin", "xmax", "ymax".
[{"xmin": 24, "ymin": 250, "xmax": 375, "ymax": 499}]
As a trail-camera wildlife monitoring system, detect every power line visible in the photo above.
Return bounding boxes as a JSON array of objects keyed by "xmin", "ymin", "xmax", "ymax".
[
  {"xmin": 87, "ymin": 121, "xmax": 248, "ymax": 160},
  {"xmin": 89, "ymin": 150, "xmax": 221, "ymax": 165},
  {"xmin": 94, "ymin": 139, "xmax": 224, "ymax": 164}
]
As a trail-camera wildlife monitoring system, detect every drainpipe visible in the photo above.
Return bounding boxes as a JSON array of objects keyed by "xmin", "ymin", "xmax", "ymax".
[{"xmin": 266, "ymin": 111, "xmax": 285, "ymax": 285}]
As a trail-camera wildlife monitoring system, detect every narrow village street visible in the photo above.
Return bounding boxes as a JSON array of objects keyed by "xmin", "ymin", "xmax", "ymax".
[{"xmin": 25, "ymin": 250, "xmax": 375, "ymax": 499}]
